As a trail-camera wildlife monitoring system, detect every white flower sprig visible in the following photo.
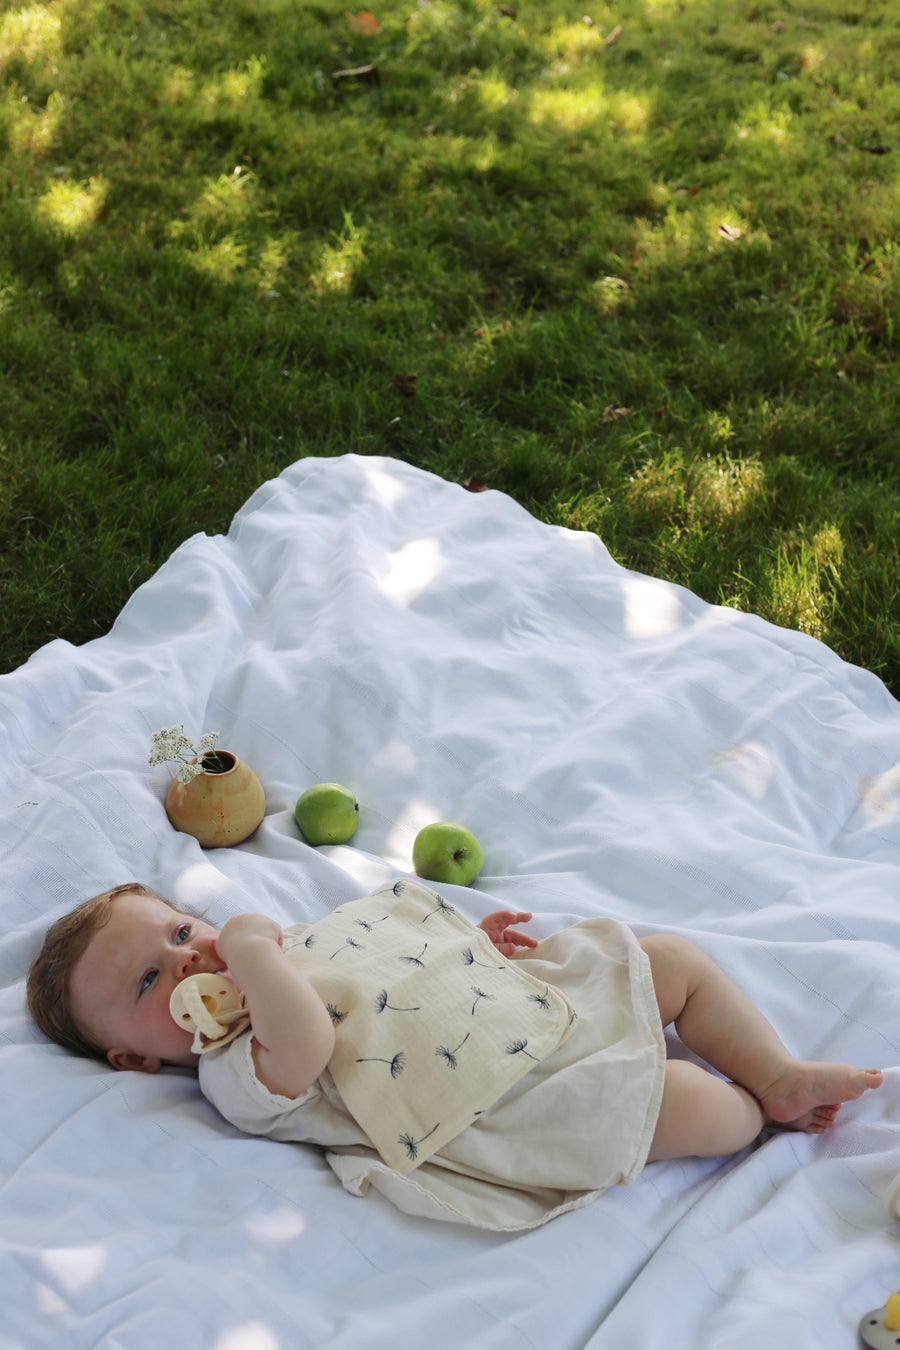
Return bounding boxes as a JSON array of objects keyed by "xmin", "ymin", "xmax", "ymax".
[{"xmin": 149, "ymin": 724, "xmax": 224, "ymax": 784}]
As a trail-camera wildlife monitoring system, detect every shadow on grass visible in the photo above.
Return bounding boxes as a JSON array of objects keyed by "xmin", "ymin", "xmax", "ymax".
[{"xmin": 1, "ymin": 0, "xmax": 899, "ymax": 681}]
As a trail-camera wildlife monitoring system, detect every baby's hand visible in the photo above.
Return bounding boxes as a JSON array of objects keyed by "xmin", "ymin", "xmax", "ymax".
[
  {"xmin": 478, "ymin": 910, "xmax": 538, "ymax": 957},
  {"xmin": 215, "ymin": 912, "xmax": 283, "ymax": 967}
]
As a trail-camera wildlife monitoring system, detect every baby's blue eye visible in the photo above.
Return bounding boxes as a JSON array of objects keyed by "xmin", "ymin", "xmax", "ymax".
[
  {"xmin": 176, "ymin": 925, "xmax": 191, "ymax": 944},
  {"xmin": 140, "ymin": 969, "xmax": 158, "ymax": 994}
]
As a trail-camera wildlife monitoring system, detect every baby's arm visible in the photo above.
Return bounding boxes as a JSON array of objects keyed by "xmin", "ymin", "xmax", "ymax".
[
  {"xmin": 478, "ymin": 910, "xmax": 538, "ymax": 957},
  {"xmin": 214, "ymin": 913, "xmax": 335, "ymax": 1099}
]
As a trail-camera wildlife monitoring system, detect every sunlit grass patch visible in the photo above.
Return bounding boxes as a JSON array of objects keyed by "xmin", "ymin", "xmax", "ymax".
[
  {"xmin": 310, "ymin": 214, "xmax": 367, "ymax": 296},
  {"xmin": 527, "ymin": 83, "xmax": 650, "ymax": 137},
  {"xmin": 8, "ymin": 87, "xmax": 66, "ymax": 155},
  {"xmin": 0, "ymin": 2, "xmax": 62, "ymax": 66},
  {"xmin": 36, "ymin": 175, "xmax": 106, "ymax": 234}
]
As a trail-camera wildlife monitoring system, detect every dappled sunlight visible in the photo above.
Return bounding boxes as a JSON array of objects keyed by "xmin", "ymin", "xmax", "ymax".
[
  {"xmin": 187, "ymin": 237, "xmax": 247, "ymax": 281},
  {"xmin": 39, "ymin": 1243, "xmax": 108, "ymax": 1295},
  {"xmin": 709, "ymin": 741, "xmax": 774, "ymax": 801},
  {"xmin": 0, "ymin": 2, "xmax": 61, "ymax": 65},
  {"xmin": 213, "ymin": 1323, "xmax": 281, "ymax": 1350},
  {"xmin": 589, "ymin": 274, "xmax": 632, "ymax": 315},
  {"xmin": 36, "ymin": 176, "xmax": 107, "ymax": 235},
  {"xmin": 168, "ymin": 166, "xmax": 256, "ymax": 240},
  {"xmin": 632, "ymin": 195, "xmax": 769, "ymax": 275},
  {"xmin": 622, "ymin": 576, "xmax": 683, "ymax": 638},
  {"xmin": 310, "ymin": 216, "xmax": 366, "ymax": 295},
  {"xmin": 199, "ymin": 56, "xmax": 265, "ymax": 116},
  {"xmin": 244, "ymin": 1207, "xmax": 306, "ymax": 1242},
  {"xmin": 690, "ymin": 454, "xmax": 765, "ymax": 523},
  {"xmin": 626, "ymin": 454, "xmax": 767, "ymax": 530},
  {"xmin": 10, "ymin": 88, "xmax": 66, "ymax": 156},
  {"xmin": 543, "ymin": 19, "xmax": 612, "ymax": 64},
  {"xmin": 736, "ymin": 103, "xmax": 795, "ymax": 151},
  {"xmin": 173, "ymin": 861, "xmax": 233, "ymax": 912},
  {"xmin": 165, "ymin": 63, "xmax": 194, "ymax": 104},
  {"xmin": 383, "ymin": 796, "xmax": 444, "ymax": 870},
  {"xmin": 375, "ymin": 537, "xmax": 445, "ymax": 606},
  {"xmin": 477, "ymin": 72, "xmax": 514, "ymax": 113},
  {"xmin": 527, "ymin": 83, "xmax": 650, "ymax": 136},
  {"xmin": 362, "ymin": 462, "xmax": 410, "ymax": 509},
  {"xmin": 859, "ymin": 764, "xmax": 900, "ymax": 822},
  {"xmin": 763, "ymin": 525, "xmax": 844, "ymax": 643}
]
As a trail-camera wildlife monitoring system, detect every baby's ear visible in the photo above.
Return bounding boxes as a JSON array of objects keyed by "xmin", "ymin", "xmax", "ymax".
[{"xmin": 107, "ymin": 1048, "xmax": 161, "ymax": 1074}]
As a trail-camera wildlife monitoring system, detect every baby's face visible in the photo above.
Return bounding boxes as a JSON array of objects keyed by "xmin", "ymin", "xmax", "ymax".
[{"xmin": 69, "ymin": 892, "xmax": 225, "ymax": 1072}]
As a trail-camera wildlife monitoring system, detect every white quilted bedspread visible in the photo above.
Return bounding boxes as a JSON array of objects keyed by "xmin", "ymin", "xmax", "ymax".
[{"xmin": 3, "ymin": 453, "xmax": 900, "ymax": 1349}]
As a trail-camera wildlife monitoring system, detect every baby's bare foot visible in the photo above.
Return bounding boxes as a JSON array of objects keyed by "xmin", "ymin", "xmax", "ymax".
[{"xmin": 762, "ymin": 1062, "xmax": 882, "ymax": 1131}]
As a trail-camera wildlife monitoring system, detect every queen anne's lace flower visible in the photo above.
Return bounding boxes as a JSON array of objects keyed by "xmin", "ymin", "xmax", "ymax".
[{"xmin": 149, "ymin": 724, "xmax": 222, "ymax": 782}]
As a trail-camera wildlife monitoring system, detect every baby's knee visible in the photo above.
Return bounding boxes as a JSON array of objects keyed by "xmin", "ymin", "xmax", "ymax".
[{"xmin": 639, "ymin": 932, "xmax": 699, "ymax": 973}]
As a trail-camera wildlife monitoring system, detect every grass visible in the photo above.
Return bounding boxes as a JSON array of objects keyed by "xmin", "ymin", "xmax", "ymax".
[{"xmin": 1, "ymin": 0, "xmax": 899, "ymax": 690}]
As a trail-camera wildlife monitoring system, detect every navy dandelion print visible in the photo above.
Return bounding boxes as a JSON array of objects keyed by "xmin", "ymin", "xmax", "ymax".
[
  {"xmin": 462, "ymin": 946, "xmax": 504, "ymax": 971},
  {"xmin": 527, "ymin": 987, "xmax": 552, "ymax": 1011},
  {"xmin": 435, "ymin": 1032, "xmax": 471, "ymax": 1069},
  {"xmin": 356, "ymin": 1052, "xmax": 406, "ymax": 1079},
  {"xmin": 354, "ymin": 915, "xmax": 389, "ymax": 932},
  {"xmin": 422, "ymin": 896, "xmax": 455, "ymax": 922},
  {"xmin": 330, "ymin": 936, "xmax": 364, "ymax": 960},
  {"xmin": 374, "ymin": 990, "xmax": 421, "ymax": 1014},
  {"xmin": 399, "ymin": 942, "xmax": 428, "ymax": 968},
  {"xmin": 399, "ymin": 1123, "xmax": 440, "ymax": 1161},
  {"xmin": 470, "ymin": 985, "xmax": 497, "ymax": 1015},
  {"xmin": 326, "ymin": 1002, "xmax": 349, "ymax": 1024},
  {"xmin": 506, "ymin": 1039, "xmax": 540, "ymax": 1061}
]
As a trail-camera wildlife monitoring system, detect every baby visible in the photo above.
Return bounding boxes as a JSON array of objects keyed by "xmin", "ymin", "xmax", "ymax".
[{"xmin": 27, "ymin": 878, "xmax": 883, "ymax": 1230}]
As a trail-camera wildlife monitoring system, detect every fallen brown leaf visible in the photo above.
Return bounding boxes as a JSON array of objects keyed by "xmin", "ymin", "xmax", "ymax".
[
  {"xmin": 497, "ymin": 4, "xmax": 516, "ymax": 17},
  {"xmin": 860, "ymin": 144, "xmax": 891, "ymax": 155},
  {"xmin": 393, "ymin": 373, "xmax": 418, "ymax": 396},
  {"xmin": 346, "ymin": 10, "xmax": 381, "ymax": 35},
  {"xmin": 463, "ymin": 476, "xmax": 488, "ymax": 492},
  {"xmin": 601, "ymin": 404, "xmax": 631, "ymax": 424},
  {"xmin": 718, "ymin": 222, "xmax": 743, "ymax": 242}
]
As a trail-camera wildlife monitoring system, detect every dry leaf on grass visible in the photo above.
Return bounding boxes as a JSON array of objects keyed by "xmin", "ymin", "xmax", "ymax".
[
  {"xmin": 718, "ymin": 222, "xmax": 744, "ymax": 242},
  {"xmin": 392, "ymin": 373, "xmax": 418, "ymax": 397},
  {"xmin": 601, "ymin": 404, "xmax": 631, "ymax": 424},
  {"xmin": 346, "ymin": 10, "xmax": 381, "ymax": 35}
]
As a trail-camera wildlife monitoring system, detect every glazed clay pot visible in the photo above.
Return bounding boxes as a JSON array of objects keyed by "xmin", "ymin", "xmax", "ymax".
[{"xmin": 165, "ymin": 752, "xmax": 265, "ymax": 848}]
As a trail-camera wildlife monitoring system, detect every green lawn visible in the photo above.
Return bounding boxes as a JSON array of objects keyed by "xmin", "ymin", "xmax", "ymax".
[{"xmin": 2, "ymin": 0, "xmax": 899, "ymax": 690}]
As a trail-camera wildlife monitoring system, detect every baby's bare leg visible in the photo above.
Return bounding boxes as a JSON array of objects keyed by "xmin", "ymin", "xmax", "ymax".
[
  {"xmin": 648, "ymin": 1060, "xmax": 765, "ymax": 1161},
  {"xmin": 641, "ymin": 934, "xmax": 882, "ymax": 1156}
]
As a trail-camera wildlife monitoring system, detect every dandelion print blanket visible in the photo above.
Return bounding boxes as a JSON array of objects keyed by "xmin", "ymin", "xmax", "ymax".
[
  {"xmin": 4, "ymin": 453, "xmax": 900, "ymax": 1350},
  {"xmin": 277, "ymin": 879, "xmax": 574, "ymax": 1175}
]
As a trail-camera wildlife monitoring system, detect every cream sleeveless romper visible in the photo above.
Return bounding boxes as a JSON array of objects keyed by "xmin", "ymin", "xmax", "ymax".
[{"xmin": 199, "ymin": 879, "xmax": 665, "ymax": 1230}]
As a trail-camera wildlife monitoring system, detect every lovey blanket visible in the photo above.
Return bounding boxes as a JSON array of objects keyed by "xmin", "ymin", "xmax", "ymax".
[{"xmin": 3, "ymin": 453, "xmax": 900, "ymax": 1349}]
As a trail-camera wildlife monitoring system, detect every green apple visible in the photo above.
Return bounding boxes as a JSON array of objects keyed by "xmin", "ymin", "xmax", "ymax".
[
  {"xmin": 412, "ymin": 821, "xmax": 484, "ymax": 886},
  {"xmin": 294, "ymin": 782, "xmax": 359, "ymax": 845}
]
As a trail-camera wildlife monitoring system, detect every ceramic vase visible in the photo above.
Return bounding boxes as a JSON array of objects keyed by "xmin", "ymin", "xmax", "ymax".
[{"xmin": 165, "ymin": 752, "xmax": 266, "ymax": 848}]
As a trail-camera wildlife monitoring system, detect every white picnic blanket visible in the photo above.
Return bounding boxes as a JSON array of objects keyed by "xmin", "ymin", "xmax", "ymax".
[{"xmin": 3, "ymin": 452, "xmax": 900, "ymax": 1349}]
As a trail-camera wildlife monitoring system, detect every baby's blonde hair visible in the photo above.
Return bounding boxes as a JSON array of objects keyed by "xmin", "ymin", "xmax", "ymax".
[{"xmin": 26, "ymin": 882, "xmax": 174, "ymax": 1060}]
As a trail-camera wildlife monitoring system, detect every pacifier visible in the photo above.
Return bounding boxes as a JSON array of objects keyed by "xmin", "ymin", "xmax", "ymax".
[
  {"xmin": 859, "ymin": 1293, "xmax": 900, "ymax": 1349},
  {"xmin": 169, "ymin": 972, "xmax": 250, "ymax": 1053}
]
